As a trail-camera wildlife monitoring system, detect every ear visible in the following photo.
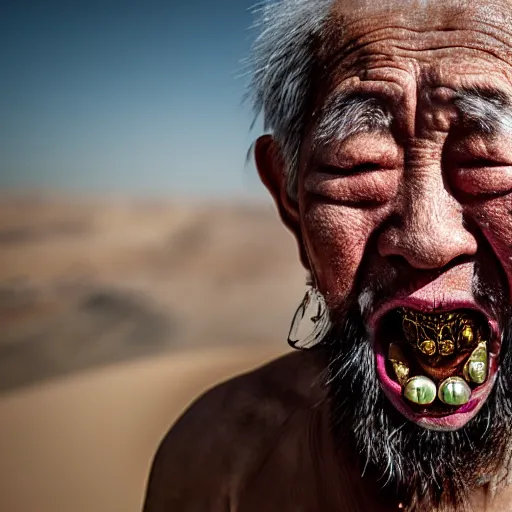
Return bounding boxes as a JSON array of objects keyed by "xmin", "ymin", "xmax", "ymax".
[{"xmin": 255, "ymin": 135, "xmax": 311, "ymax": 271}]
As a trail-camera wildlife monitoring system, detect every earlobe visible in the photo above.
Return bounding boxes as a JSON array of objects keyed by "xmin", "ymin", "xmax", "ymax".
[{"xmin": 254, "ymin": 135, "xmax": 310, "ymax": 270}]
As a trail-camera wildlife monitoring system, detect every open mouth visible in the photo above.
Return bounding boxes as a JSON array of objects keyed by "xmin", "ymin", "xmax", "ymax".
[{"xmin": 373, "ymin": 305, "xmax": 501, "ymax": 428}]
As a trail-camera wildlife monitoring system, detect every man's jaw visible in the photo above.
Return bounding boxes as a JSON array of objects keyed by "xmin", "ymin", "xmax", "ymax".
[{"xmin": 370, "ymin": 295, "xmax": 502, "ymax": 431}]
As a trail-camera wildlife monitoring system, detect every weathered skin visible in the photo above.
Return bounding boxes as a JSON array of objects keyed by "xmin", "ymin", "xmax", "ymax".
[
  {"xmin": 143, "ymin": 350, "xmax": 404, "ymax": 511},
  {"xmin": 143, "ymin": 352, "xmax": 512, "ymax": 511},
  {"xmin": 143, "ymin": 0, "xmax": 512, "ymax": 509}
]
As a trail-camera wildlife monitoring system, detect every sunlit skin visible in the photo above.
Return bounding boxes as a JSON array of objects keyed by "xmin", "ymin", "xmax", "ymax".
[
  {"xmin": 144, "ymin": 1, "xmax": 512, "ymax": 510},
  {"xmin": 259, "ymin": 0, "xmax": 512, "ymax": 431}
]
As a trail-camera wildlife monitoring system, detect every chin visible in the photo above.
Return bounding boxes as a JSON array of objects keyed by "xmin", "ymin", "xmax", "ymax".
[
  {"xmin": 321, "ymin": 291, "xmax": 511, "ymax": 510},
  {"xmin": 371, "ymin": 297, "xmax": 502, "ymax": 431}
]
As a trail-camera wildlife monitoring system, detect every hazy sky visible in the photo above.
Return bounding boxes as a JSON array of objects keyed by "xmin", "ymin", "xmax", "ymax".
[{"xmin": 1, "ymin": 0, "xmax": 266, "ymax": 197}]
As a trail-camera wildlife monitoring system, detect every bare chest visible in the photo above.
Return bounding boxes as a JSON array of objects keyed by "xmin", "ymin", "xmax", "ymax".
[{"xmin": 235, "ymin": 407, "xmax": 512, "ymax": 512}]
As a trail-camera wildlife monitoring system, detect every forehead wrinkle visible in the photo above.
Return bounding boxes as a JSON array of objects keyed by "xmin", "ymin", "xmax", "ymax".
[
  {"xmin": 314, "ymin": 92, "xmax": 394, "ymax": 145},
  {"xmin": 324, "ymin": 0, "xmax": 512, "ymax": 76}
]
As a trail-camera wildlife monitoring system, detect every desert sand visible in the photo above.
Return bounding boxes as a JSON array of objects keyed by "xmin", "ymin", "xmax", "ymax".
[
  {"xmin": 0, "ymin": 194, "xmax": 303, "ymax": 511},
  {"xmin": 0, "ymin": 345, "xmax": 287, "ymax": 512}
]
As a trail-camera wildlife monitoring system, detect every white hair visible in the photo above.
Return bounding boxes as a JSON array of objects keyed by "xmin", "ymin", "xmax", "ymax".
[
  {"xmin": 247, "ymin": 0, "xmax": 334, "ymax": 198},
  {"xmin": 247, "ymin": 2, "xmax": 512, "ymax": 199},
  {"xmin": 454, "ymin": 88, "xmax": 512, "ymax": 134}
]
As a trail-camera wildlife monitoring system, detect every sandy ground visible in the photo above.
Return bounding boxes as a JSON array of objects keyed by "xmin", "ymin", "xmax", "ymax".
[
  {"xmin": 0, "ymin": 345, "xmax": 287, "ymax": 512},
  {"xmin": 0, "ymin": 194, "xmax": 303, "ymax": 511}
]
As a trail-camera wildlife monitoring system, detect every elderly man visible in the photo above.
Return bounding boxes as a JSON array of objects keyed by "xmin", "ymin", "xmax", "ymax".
[{"xmin": 143, "ymin": 0, "xmax": 512, "ymax": 510}]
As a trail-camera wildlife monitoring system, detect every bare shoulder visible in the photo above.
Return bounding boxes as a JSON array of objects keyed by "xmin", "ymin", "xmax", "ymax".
[{"xmin": 143, "ymin": 349, "xmax": 327, "ymax": 511}]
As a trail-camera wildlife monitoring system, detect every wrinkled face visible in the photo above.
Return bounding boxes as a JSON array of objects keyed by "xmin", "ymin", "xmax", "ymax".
[{"xmin": 257, "ymin": 0, "xmax": 512, "ymax": 430}]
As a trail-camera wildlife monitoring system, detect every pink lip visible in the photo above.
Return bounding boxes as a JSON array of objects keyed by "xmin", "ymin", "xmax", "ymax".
[{"xmin": 371, "ymin": 294, "xmax": 500, "ymax": 430}]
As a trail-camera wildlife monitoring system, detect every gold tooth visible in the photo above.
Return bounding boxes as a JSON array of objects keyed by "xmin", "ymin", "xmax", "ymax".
[
  {"xmin": 459, "ymin": 324, "xmax": 474, "ymax": 348},
  {"xmin": 418, "ymin": 339, "xmax": 437, "ymax": 356},
  {"xmin": 388, "ymin": 343, "xmax": 410, "ymax": 386},
  {"xmin": 392, "ymin": 362, "xmax": 410, "ymax": 387},
  {"xmin": 439, "ymin": 339, "xmax": 456, "ymax": 356},
  {"xmin": 463, "ymin": 341, "xmax": 488, "ymax": 385}
]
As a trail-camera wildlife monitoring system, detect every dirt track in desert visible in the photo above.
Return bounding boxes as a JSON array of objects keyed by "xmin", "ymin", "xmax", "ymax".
[{"xmin": 0, "ymin": 194, "xmax": 303, "ymax": 511}]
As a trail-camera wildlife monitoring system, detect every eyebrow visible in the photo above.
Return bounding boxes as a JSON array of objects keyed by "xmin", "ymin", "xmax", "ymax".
[
  {"xmin": 454, "ymin": 87, "xmax": 512, "ymax": 134},
  {"xmin": 313, "ymin": 93, "xmax": 393, "ymax": 146},
  {"xmin": 313, "ymin": 87, "xmax": 512, "ymax": 146}
]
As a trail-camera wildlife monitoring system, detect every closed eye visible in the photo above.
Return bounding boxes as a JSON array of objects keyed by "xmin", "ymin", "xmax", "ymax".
[
  {"xmin": 459, "ymin": 158, "xmax": 508, "ymax": 169},
  {"xmin": 450, "ymin": 159, "xmax": 512, "ymax": 197}
]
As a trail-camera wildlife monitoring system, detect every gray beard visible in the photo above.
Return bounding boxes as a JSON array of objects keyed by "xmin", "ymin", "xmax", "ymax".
[{"xmin": 318, "ymin": 306, "xmax": 512, "ymax": 512}]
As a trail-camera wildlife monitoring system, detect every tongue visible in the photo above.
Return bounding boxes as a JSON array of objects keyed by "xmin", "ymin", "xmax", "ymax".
[{"xmin": 415, "ymin": 351, "xmax": 469, "ymax": 382}]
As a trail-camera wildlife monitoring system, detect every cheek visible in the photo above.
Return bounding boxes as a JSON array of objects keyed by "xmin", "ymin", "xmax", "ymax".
[
  {"xmin": 469, "ymin": 197, "xmax": 512, "ymax": 299},
  {"xmin": 301, "ymin": 202, "xmax": 377, "ymax": 308}
]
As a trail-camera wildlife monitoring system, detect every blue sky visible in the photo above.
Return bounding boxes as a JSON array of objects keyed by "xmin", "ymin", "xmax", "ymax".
[{"xmin": 1, "ymin": 0, "xmax": 266, "ymax": 197}]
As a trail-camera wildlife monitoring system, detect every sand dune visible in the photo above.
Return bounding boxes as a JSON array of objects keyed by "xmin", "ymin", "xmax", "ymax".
[
  {"xmin": 0, "ymin": 345, "xmax": 287, "ymax": 512},
  {"xmin": 0, "ymin": 195, "xmax": 304, "ymax": 391},
  {"xmin": 0, "ymin": 194, "xmax": 302, "ymax": 511}
]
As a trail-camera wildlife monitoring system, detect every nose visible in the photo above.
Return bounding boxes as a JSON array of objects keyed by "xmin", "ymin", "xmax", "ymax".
[{"xmin": 378, "ymin": 170, "xmax": 477, "ymax": 269}]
